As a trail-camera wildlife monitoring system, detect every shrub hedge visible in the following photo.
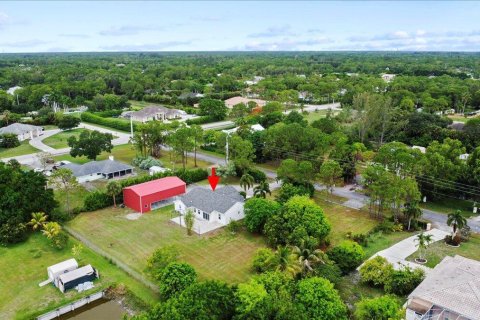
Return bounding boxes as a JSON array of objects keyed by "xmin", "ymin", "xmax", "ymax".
[
  {"xmin": 81, "ymin": 112, "xmax": 135, "ymax": 132},
  {"xmin": 185, "ymin": 116, "xmax": 215, "ymax": 125}
]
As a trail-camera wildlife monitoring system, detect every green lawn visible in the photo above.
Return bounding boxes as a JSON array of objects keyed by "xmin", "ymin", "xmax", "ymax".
[
  {"xmin": 55, "ymin": 185, "xmax": 90, "ymax": 212},
  {"xmin": 362, "ymin": 231, "xmax": 414, "ymax": 259},
  {"xmin": 67, "ymin": 205, "xmax": 266, "ymax": 284},
  {"xmin": 0, "ymin": 140, "xmax": 39, "ymax": 159},
  {"xmin": 313, "ymin": 194, "xmax": 378, "ymax": 246},
  {"xmin": 0, "ymin": 233, "xmax": 157, "ymax": 320},
  {"xmin": 42, "ymin": 128, "xmax": 89, "ymax": 149},
  {"xmin": 42, "ymin": 125, "xmax": 59, "ymax": 130},
  {"xmin": 53, "ymin": 144, "xmax": 138, "ymax": 165},
  {"xmin": 420, "ymin": 198, "xmax": 477, "ymax": 218},
  {"xmin": 406, "ymin": 234, "xmax": 480, "ymax": 268}
]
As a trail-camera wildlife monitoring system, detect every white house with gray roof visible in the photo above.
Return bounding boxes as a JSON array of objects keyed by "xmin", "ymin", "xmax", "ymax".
[
  {"xmin": 406, "ymin": 255, "xmax": 480, "ymax": 320},
  {"xmin": 61, "ymin": 156, "xmax": 133, "ymax": 183},
  {"xmin": 174, "ymin": 186, "xmax": 245, "ymax": 227},
  {"xmin": 0, "ymin": 123, "xmax": 43, "ymax": 141}
]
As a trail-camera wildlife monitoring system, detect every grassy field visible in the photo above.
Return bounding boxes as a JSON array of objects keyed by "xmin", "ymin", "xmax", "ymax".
[
  {"xmin": 42, "ymin": 128, "xmax": 89, "ymax": 149},
  {"xmin": 0, "ymin": 233, "xmax": 157, "ymax": 320},
  {"xmin": 303, "ymin": 109, "xmax": 330, "ymax": 123},
  {"xmin": 0, "ymin": 140, "xmax": 39, "ymax": 159},
  {"xmin": 54, "ymin": 185, "xmax": 90, "ymax": 212},
  {"xmin": 67, "ymin": 205, "xmax": 266, "ymax": 284},
  {"xmin": 313, "ymin": 194, "xmax": 378, "ymax": 246},
  {"xmin": 54, "ymin": 144, "xmax": 213, "ymax": 170},
  {"xmin": 420, "ymin": 198, "xmax": 477, "ymax": 218},
  {"xmin": 406, "ymin": 234, "xmax": 480, "ymax": 268}
]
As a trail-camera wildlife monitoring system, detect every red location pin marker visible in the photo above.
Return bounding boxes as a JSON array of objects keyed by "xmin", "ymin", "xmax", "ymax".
[{"xmin": 208, "ymin": 167, "xmax": 220, "ymax": 191}]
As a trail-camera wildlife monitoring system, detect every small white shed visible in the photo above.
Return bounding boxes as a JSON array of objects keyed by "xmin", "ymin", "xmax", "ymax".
[
  {"xmin": 47, "ymin": 258, "xmax": 78, "ymax": 287},
  {"xmin": 149, "ymin": 166, "xmax": 167, "ymax": 176}
]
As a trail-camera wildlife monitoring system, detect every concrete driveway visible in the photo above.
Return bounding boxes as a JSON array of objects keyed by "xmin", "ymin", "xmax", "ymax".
[
  {"xmin": 2, "ymin": 123, "xmax": 132, "ymax": 167},
  {"xmin": 365, "ymin": 228, "xmax": 449, "ymax": 274}
]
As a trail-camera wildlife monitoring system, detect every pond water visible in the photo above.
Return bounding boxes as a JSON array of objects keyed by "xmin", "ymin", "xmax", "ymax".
[{"xmin": 58, "ymin": 299, "xmax": 126, "ymax": 320}]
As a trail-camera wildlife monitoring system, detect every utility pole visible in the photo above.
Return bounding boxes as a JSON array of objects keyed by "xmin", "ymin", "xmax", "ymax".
[
  {"xmin": 225, "ymin": 133, "xmax": 229, "ymax": 164},
  {"xmin": 130, "ymin": 116, "xmax": 134, "ymax": 141}
]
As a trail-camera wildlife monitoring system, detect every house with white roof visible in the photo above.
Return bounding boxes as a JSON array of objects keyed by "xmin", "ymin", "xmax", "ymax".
[
  {"xmin": 6, "ymin": 86, "xmax": 22, "ymax": 95},
  {"xmin": 124, "ymin": 106, "xmax": 186, "ymax": 123},
  {"xmin": 174, "ymin": 186, "xmax": 245, "ymax": 230},
  {"xmin": 0, "ymin": 123, "xmax": 43, "ymax": 141},
  {"xmin": 224, "ymin": 96, "xmax": 267, "ymax": 109},
  {"xmin": 406, "ymin": 255, "xmax": 480, "ymax": 320}
]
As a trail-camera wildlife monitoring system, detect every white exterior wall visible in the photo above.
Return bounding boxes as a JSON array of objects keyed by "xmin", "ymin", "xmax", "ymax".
[
  {"xmin": 76, "ymin": 173, "xmax": 104, "ymax": 183},
  {"xmin": 223, "ymin": 202, "xmax": 245, "ymax": 225},
  {"xmin": 173, "ymin": 200, "xmax": 244, "ymax": 226}
]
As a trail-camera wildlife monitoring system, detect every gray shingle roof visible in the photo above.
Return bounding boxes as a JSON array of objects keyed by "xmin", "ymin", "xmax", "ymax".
[
  {"xmin": 408, "ymin": 255, "xmax": 480, "ymax": 320},
  {"xmin": 131, "ymin": 106, "xmax": 183, "ymax": 118},
  {"xmin": 0, "ymin": 123, "xmax": 42, "ymax": 135},
  {"xmin": 62, "ymin": 159, "xmax": 133, "ymax": 177},
  {"xmin": 179, "ymin": 186, "xmax": 244, "ymax": 214}
]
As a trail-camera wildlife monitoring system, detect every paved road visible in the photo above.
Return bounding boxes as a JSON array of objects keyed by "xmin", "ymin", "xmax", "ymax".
[{"xmin": 1, "ymin": 123, "xmax": 131, "ymax": 167}]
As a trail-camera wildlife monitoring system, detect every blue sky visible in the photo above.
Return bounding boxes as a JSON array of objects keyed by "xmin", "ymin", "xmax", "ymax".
[{"xmin": 0, "ymin": 1, "xmax": 479, "ymax": 52}]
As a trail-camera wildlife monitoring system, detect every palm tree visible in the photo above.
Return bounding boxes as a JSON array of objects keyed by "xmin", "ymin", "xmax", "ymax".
[
  {"xmin": 447, "ymin": 210, "xmax": 467, "ymax": 237},
  {"xmin": 274, "ymin": 246, "xmax": 299, "ymax": 276},
  {"xmin": 291, "ymin": 242, "xmax": 326, "ymax": 274},
  {"xmin": 2, "ymin": 110, "xmax": 11, "ymax": 125},
  {"xmin": 415, "ymin": 232, "xmax": 433, "ymax": 261},
  {"xmin": 403, "ymin": 202, "xmax": 422, "ymax": 231},
  {"xmin": 106, "ymin": 180, "xmax": 122, "ymax": 208},
  {"xmin": 41, "ymin": 222, "xmax": 61, "ymax": 240},
  {"xmin": 27, "ymin": 212, "xmax": 48, "ymax": 231},
  {"xmin": 239, "ymin": 173, "xmax": 255, "ymax": 193},
  {"xmin": 253, "ymin": 181, "xmax": 271, "ymax": 198}
]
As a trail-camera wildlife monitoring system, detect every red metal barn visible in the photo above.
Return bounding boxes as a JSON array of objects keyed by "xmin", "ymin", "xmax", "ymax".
[{"xmin": 123, "ymin": 176, "xmax": 186, "ymax": 213}]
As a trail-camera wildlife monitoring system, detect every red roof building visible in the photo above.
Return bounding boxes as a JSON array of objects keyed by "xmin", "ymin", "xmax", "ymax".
[{"xmin": 123, "ymin": 177, "xmax": 186, "ymax": 213}]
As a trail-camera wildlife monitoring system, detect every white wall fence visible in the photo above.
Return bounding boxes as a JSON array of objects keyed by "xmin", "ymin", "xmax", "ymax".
[{"xmin": 36, "ymin": 291, "xmax": 104, "ymax": 320}]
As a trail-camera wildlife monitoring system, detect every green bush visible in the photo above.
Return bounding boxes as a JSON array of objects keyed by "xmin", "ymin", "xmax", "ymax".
[
  {"xmin": 185, "ymin": 116, "xmax": 214, "ymax": 125},
  {"xmin": 83, "ymin": 191, "xmax": 112, "ymax": 211},
  {"xmin": 359, "ymin": 256, "xmax": 394, "ymax": 287},
  {"xmin": 92, "ymin": 109, "xmax": 124, "ymax": 117},
  {"xmin": 147, "ymin": 246, "xmax": 179, "ymax": 281},
  {"xmin": 355, "ymin": 295, "xmax": 402, "ymax": 320},
  {"xmin": 246, "ymin": 167, "xmax": 267, "ymax": 183},
  {"xmin": 327, "ymin": 240, "xmax": 365, "ymax": 274},
  {"xmin": 252, "ymin": 248, "xmax": 276, "ymax": 273},
  {"xmin": 81, "ymin": 112, "xmax": 134, "ymax": 132},
  {"xmin": 0, "ymin": 222, "xmax": 27, "ymax": 245},
  {"xmin": 244, "ymin": 198, "xmax": 280, "ymax": 233},
  {"xmin": 0, "ymin": 133, "xmax": 20, "ymax": 148},
  {"xmin": 384, "ymin": 266, "xmax": 424, "ymax": 296},
  {"xmin": 313, "ymin": 262, "xmax": 342, "ymax": 286},
  {"xmin": 159, "ymin": 262, "xmax": 197, "ymax": 300}
]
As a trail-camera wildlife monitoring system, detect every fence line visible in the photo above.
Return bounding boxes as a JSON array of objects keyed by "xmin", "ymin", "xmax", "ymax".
[
  {"xmin": 37, "ymin": 291, "xmax": 104, "ymax": 320},
  {"xmin": 64, "ymin": 226, "xmax": 159, "ymax": 292}
]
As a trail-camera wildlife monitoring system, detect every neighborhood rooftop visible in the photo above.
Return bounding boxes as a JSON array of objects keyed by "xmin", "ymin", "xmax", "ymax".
[
  {"xmin": 178, "ymin": 186, "xmax": 244, "ymax": 214},
  {"xmin": 408, "ymin": 255, "xmax": 480, "ymax": 320},
  {"xmin": 130, "ymin": 106, "xmax": 185, "ymax": 118},
  {"xmin": 62, "ymin": 159, "xmax": 133, "ymax": 177},
  {"xmin": 0, "ymin": 123, "xmax": 43, "ymax": 135}
]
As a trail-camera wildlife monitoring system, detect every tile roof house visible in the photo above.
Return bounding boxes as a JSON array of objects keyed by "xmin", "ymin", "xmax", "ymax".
[
  {"xmin": 406, "ymin": 255, "xmax": 480, "ymax": 320},
  {"xmin": 174, "ymin": 186, "xmax": 245, "ymax": 227},
  {"xmin": 61, "ymin": 156, "xmax": 133, "ymax": 183},
  {"xmin": 0, "ymin": 123, "xmax": 43, "ymax": 141},
  {"xmin": 224, "ymin": 96, "xmax": 267, "ymax": 109},
  {"xmin": 126, "ymin": 106, "xmax": 186, "ymax": 123}
]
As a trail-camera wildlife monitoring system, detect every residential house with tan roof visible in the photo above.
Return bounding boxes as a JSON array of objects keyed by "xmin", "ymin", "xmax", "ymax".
[
  {"xmin": 224, "ymin": 96, "xmax": 267, "ymax": 109},
  {"xmin": 406, "ymin": 255, "xmax": 480, "ymax": 320}
]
